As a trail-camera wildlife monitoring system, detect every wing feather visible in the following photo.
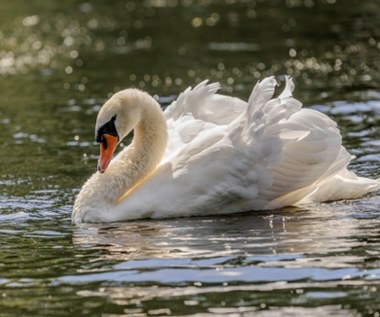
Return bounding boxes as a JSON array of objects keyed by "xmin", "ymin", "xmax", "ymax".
[{"xmin": 124, "ymin": 76, "xmax": 379, "ymax": 217}]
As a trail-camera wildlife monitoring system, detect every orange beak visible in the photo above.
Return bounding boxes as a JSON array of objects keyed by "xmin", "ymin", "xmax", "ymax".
[{"xmin": 97, "ymin": 134, "xmax": 118, "ymax": 173}]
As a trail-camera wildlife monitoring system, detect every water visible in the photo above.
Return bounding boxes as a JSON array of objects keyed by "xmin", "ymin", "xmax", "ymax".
[{"xmin": 1, "ymin": 0, "xmax": 380, "ymax": 316}]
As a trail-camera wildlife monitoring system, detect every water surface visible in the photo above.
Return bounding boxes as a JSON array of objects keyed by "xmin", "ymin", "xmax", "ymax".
[{"xmin": 1, "ymin": 1, "xmax": 380, "ymax": 316}]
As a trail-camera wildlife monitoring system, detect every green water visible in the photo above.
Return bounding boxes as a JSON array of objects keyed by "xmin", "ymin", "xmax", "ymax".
[{"xmin": 1, "ymin": 0, "xmax": 380, "ymax": 316}]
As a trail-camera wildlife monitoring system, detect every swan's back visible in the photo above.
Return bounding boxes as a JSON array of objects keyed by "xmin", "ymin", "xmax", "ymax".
[{"xmin": 114, "ymin": 76, "xmax": 379, "ymax": 220}]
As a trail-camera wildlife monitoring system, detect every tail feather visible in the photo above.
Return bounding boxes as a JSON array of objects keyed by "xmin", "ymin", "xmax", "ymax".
[{"xmin": 301, "ymin": 170, "xmax": 380, "ymax": 203}]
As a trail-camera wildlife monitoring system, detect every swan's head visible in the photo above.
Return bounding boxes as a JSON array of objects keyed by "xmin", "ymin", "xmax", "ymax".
[{"xmin": 95, "ymin": 89, "xmax": 143, "ymax": 173}]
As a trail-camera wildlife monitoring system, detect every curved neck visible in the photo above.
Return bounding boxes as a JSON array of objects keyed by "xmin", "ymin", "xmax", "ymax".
[
  {"xmin": 107, "ymin": 103, "xmax": 168, "ymax": 202},
  {"xmin": 75, "ymin": 97, "xmax": 168, "ymax": 211}
]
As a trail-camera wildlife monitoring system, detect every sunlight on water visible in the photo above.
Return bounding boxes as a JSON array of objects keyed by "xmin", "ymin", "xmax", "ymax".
[{"xmin": 1, "ymin": 0, "xmax": 380, "ymax": 316}]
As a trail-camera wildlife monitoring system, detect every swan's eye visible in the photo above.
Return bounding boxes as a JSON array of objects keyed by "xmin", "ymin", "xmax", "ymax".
[
  {"xmin": 101, "ymin": 135, "xmax": 108, "ymax": 150},
  {"xmin": 96, "ymin": 115, "xmax": 118, "ymax": 143}
]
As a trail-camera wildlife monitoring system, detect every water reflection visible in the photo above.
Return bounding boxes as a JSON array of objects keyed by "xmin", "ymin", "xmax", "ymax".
[
  {"xmin": 73, "ymin": 196, "xmax": 380, "ymax": 268},
  {"xmin": 1, "ymin": 0, "xmax": 380, "ymax": 316},
  {"xmin": 68, "ymin": 199, "xmax": 380, "ymax": 316}
]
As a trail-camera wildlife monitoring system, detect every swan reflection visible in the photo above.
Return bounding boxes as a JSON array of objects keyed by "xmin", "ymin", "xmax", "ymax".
[
  {"xmin": 70, "ymin": 197, "xmax": 380, "ymax": 316},
  {"xmin": 72, "ymin": 196, "xmax": 380, "ymax": 263}
]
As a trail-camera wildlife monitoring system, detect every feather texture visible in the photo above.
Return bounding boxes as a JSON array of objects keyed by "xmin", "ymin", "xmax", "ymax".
[{"xmin": 72, "ymin": 76, "xmax": 380, "ymax": 223}]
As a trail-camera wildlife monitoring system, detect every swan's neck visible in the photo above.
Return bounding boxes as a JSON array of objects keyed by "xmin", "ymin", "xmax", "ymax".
[
  {"xmin": 107, "ymin": 105, "xmax": 168, "ymax": 202},
  {"xmin": 74, "ymin": 97, "xmax": 167, "ymax": 217}
]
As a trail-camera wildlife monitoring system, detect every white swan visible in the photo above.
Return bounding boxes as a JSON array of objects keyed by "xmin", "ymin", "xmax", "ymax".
[{"xmin": 72, "ymin": 76, "xmax": 380, "ymax": 223}]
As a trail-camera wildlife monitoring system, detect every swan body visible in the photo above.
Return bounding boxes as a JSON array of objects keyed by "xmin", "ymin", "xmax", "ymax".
[{"xmin": 72, "ymin": 76, "xmax": 380, "ymax": 223}]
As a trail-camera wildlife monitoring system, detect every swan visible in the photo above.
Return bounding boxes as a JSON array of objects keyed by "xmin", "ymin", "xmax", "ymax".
[{"xmin": 72, "ymin": 76, "xmax": 380, "ymax": 223}]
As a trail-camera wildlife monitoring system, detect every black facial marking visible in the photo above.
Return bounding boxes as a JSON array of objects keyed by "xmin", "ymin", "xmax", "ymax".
[
  {"xmin": 102, "ymin": 135, "xmax": 108, "ymax": 150},
  {"xmin": 96, "ymin": 115, "xmax": 119, "ymax": 144}
]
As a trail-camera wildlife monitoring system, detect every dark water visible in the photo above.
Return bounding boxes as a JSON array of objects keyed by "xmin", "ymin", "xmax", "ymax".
[{"xmin": 1, "ymin": 0, "xmax": 380, "ymax": 316}]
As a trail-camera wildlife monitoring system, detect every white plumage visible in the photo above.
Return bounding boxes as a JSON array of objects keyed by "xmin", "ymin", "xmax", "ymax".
[{"xmin": 72, "ymin": 76, "xmax": 379, "ymax": 223}]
